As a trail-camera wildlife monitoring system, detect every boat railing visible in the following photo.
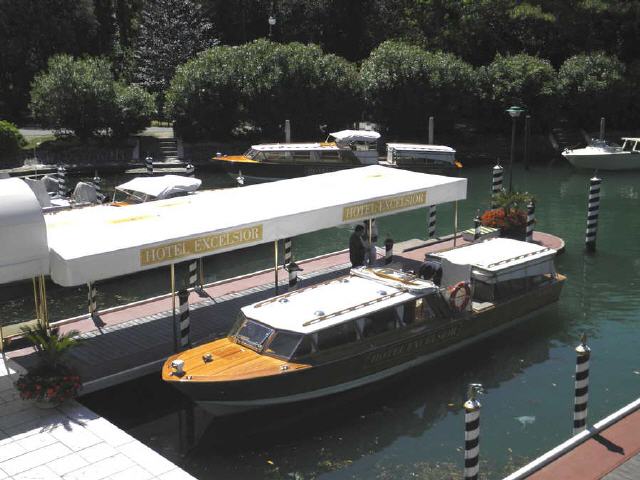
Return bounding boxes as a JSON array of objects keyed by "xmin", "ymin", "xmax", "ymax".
[
  {"xmin": 485, "ymin": 247, "xmax": 554, "ymax": 268},
  {"xmin": 253, "ymin": 277, "xmax": 346, "ymax": 309}
]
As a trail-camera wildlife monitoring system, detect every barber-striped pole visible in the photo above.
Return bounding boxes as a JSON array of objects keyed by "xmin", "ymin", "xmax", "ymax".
[
  {"xmin": 175, "ymin": 289, "xmax": 191, "ymax": 351},
  {"xmin": 87, "ymin": 282, "xmax": 97, "ymax": 317},
  {"xmin": 185, "ymin": 163, "xmax": 195, "ymax": 177},
  {"xmin": 491, "ymin": 163, "xmax": 504, "ymax": 208},
  {"xmin": 427, "ymin": 205, "xmax": 436, "ymax": 239},
  {"xmin": 57, "ymin": 165, "xmax": 67, "ymax": 198},
  {"xmin": 585, "ymin": 176, "xmax": 601, "ymax": 252},
  {"xmin": 573, "ymin": 334, "xmax": 591, "ymax": 435},
  {"xmin": 473, "ymin": 211, "xmax": 481, "ymax": 241},
  {"xmin": 188, "ymin": 259, "xmax": 198, "ymax": 289},
  {"xmin": 283, "ymin": 238, "xmax": 292, "ymax": 267},
  {"xmin": 464, "ymin": 383, "xmax": 483, "ymax": 480},
  {"xmin": 525, "ymin": 201, "xmax": 535, "ymax": 242},
  {"xmin": 286, "ymin": 261, "xmax": 303, "ymax": 290},
  {"xmin": 145, "ymin": 156, "xmax": 154, "ymax": 176},
  {"xmin": 92, "ymin": 174, "xmax": 103, "ymax": 204},
  {"xmin": 384, "ymin": 238, "xmax": 394, "ymax": 264}
]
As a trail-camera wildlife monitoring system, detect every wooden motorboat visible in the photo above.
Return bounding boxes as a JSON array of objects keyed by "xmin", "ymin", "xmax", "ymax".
[{"xmin": 162, "ymin": 238, "xmax": 565, "ymax": 415}]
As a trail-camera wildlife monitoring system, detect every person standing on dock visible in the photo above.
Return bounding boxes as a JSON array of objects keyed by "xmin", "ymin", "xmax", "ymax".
[{"xmin": 349, "ymin": 225, "xmax": 366, "ymax": 267}]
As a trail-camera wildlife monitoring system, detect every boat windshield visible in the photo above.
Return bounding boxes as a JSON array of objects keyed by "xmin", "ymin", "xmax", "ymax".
[
  {"xmin": 264, "ymin": 330, "xmax": 304, "ymax": 359},
  {"xmin": 233, "ymin": 317, "xmax": 274, "ymax": 352},
  {"xmin": 244, "ymin": 148, "xmax": 259, "ymax": 159}
]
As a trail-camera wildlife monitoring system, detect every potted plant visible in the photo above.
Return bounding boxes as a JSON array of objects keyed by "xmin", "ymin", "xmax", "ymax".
[
  {"xmin": 481, "ymin": 190, "xmax": 534, "ymax": 240},
  {"xmin": 14, "ymin": 323, "xmax": 82, "ymax": 407}
]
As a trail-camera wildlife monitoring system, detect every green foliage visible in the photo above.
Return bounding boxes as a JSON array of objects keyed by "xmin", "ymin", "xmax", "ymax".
[
  {"xmin": 359, "ymin": 41, "xmax": 476, "ymax": 135},
  {"xmin": 0, "ymin": 120, "xmax": 26, "ymax": 157},
  {"xmin": 30, "ymin": 55, "xmax": 153, "ymax": 139},
  {"xmin": 20, "ymin": 323, "xmax": 81, "ymax": 373},
  {"xmin": 166, "ymin": 39, "xmax": 360, "ymax": 140},
  {"xmin": 478, "ymin": 53, "xmax": 558, "ymax": 130},
  {"xmin": 493, "ymin": 190, "xmax": 535, "ymax": 213},
  {"xmin": 558, "ymin": 52, "xmax": 626, "ymax": 127}
]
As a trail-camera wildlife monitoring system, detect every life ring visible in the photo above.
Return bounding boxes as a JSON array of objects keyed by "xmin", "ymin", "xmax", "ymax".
[{"xmin": 448, "ymin": 281, "xmax": 471, "ymax": 311}]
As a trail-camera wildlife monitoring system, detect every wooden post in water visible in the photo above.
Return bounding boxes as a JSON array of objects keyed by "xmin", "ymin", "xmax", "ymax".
[
  {"xmin": 599, "ymin": 117, "xmax": 606, "ymax": 141},
  {"xmin": 463, "ymin": 383, "xmax": 483, "ymax": 480},
  {"xmin": 428, "ymin": 116, "xmax": 434, "ymax": 144},
  {"xmin": 285, "ymin": 119, "xmax": 291, "ymax": 143},
  {"xmin": 524, "ymin": 115, "xmax": 531, "ymax": 170},
  {"xmin": 573, "ymin": 334, "xmax": 591, "ymax": 435},
  {"xmin": 585, "ymin": 176, "xmax": 601, "ymax": 252}
]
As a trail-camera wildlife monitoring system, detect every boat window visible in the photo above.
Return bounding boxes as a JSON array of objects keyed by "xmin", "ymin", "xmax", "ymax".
[
  {"xmin": 316, "ymin": 322, "xmax": 358, "ymax": 350},
  {"xmin": 623, "ymin": 141, "xmax": 633, "ymax": 152},
  {"xmin": 362, "ymin": 308, "xmax": 399, "ymax": 337},
  {"xmin": 265, "ymin": 330, "xmax": 303, "ymax": 359},
  {"xmin": 319, "ymin": 151, "xmax": 342, "ymax": 163},
  {"xmin": 291, "ymin": 151, "xmax": 313, "ymax": 163},
  {"xmin": 293, "ymin": 336, "xmax": 315, "ymax": 358},
  {"xmin": 244, "ymin": 148, "xmax": 258, "ymax": 159},
  {"xmin": 473, "ymin": 280, "xmax": 494, "ymax": 302},
  {"xmin": 263, "ymin": 151, "xmax": 293, "ymax": 163},
  {"xmin": 233, "ymin": 319, "xmax": 274, "ymax": 352},
  {"xmin": 634, "ymin": 142, "xmax": 640, "ymax": 152}
]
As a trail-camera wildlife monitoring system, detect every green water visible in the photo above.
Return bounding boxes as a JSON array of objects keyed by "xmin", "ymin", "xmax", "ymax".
[{"xmin": 9, "ymin": 164, "xmax": 640, "ymax": 479}]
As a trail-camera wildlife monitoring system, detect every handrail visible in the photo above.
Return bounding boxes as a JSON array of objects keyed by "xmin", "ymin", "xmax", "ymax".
[{"xmin": 486, "ymin": 247, "xmax": 553, "ymax": 268}]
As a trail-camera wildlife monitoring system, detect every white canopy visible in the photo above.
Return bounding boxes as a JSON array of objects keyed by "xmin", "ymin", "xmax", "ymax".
[
  {"xmin": 46, "ymin": 165, "xmax": 466, "ymax": 286},
  {"xmin": 387, "ymin": 143, "xmax": 456, "ymax": 154},
  {"xmin": 329, "ymin": 130, "xmax": 381, "ymax": 143},
  {"xmin": 0, "ymin": 179, "xmax": 49, "ymax": 283},
  {"xmin": 116, "ymin": 175, "xmax": 201, "ymax": 200}
]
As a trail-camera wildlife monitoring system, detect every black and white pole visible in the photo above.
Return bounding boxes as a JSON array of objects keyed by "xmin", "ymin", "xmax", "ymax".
[
  {"xmin": 585, "ymin": 176, "xmax": 601, "ymax": 252},
  {"xmin": 57, "ymin": 165, "xmax": 67, "ymax": 198},
  {"xmin": 92, "ymin": 173, "xmax": 104, "ymax": 204},
  {"xmin": 185, "ymin": 163, "xmax": 195, "ymax": 177},
  {"xmin": 188, "ymin": 259, "xmax": 199, "ymax": 290},
  {"xmin": 491, "ymin": 162, "xmax": 504, "ymax": 208},
  {"xmin": 236, "ymin": 170, "xmax": 245, "ymax": 187},
  {"xmin": 473, "ymin": 211, "xmax": 481, "ymax": 241},
  {"xmin": 572, "ymin": 334, "xmax": 591, "ymax": 435},
  {"xmin": 175, "ymin": 289, "xmax": 191, "ymax": 352},
  {"xmin": 283, "ymin": 238, "xmax": 292, "ymax": 268},
  {"xmin": 427, "ymin": 205, "xmax": 436, "ymax": 239},
  {"xmin": 87, "ymin": 282, "xmax": 97, "ymax": 318},
  {"xmin": 464, "ymin": 383, "xmax": 484, "ymax": 480},
  {"xmin": 145, "ymin": 156, "xmax": 154, "ymax": 176},
  {"xmin": 286, "ymin": 261, "xmax": 303, "ymax": 291},
  {"xmin": 384, "ymin": 238, "xmax": 394, "ymax": 264},
  {"xmin": 525, "ymin": 201, "xmax": 535, "ymax": 243}
]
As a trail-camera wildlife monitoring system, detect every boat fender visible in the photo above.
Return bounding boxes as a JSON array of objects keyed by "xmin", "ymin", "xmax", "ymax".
[{"xmin": 448, "ymin": 281, "xmax": 471, "ymax": 311}]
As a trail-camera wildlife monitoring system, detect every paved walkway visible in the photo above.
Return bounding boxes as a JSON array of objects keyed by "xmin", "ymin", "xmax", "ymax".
[{"xmin": 0, "ymin": 358, "xmax": 195, "ymax": 480}]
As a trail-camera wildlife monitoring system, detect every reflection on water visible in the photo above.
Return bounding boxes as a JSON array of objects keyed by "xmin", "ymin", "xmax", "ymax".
[{"xmin": 9, "ymin": 164, "xmax": 640, "ymax": 478}]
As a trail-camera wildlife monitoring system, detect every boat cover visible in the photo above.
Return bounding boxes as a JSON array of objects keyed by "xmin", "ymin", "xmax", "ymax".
[
  {"xmin": 45, "ymin": 165, "xmax": 466, "ymax": 286},
  {"xmin": 330, "ymin": 130, "xmax": 381, "ymax": 143},
  {"xmin": 387, "ymin": 143, "xmax": 456, "ymax": 154},
  {"xmin": 116, "ymin": 175, "xmax": 202, "ymax": 200},
  {"xmin": 0, "ymin": 178, "xmax": 49, "ymax": 283}
]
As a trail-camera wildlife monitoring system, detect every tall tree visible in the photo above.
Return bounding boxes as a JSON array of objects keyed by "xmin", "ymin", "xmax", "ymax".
[{"xmin": 133, "ymin": 0, "xmax": 217, "ymax": 100}]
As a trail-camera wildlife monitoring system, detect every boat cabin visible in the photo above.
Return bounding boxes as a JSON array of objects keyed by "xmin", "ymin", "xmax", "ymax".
[
  {"xmin": 113, "ymin": 175, "xmax": 201, "ymax": 204},
  {"xmin": 621, "ymin": 138, "xmax": 640, "ymax": 152},
  {"xmin": 386, "ymin": 143, "xmax": 460, "ymax": 170}
]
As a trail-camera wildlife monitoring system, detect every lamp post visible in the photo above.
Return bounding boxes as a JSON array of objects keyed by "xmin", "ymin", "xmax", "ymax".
[
  {"xmin": 268, "ymin": 14, "xmax": 276, "ymax": 38},
  {"xmin": 506, "ymin": 106, "xmax": 524, "ymax": 192}
]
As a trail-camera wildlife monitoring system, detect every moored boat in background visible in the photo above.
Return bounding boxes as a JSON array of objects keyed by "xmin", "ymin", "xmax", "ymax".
[{"xmin": 562, "ymin": 137, "xmax": 640, "ymax": 170}]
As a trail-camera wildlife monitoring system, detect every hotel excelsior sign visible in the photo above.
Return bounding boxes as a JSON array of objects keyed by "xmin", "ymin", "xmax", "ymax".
[
  {"xmin": 140, "ymin": 225, "xmax": 263, "ymax": 266},
  {"xmin": 342, "ymin": 191, "xmax": 427, "ymax": 222}
]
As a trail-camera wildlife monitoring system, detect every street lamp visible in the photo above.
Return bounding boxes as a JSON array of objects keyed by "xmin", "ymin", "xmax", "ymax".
[
  {"xmin": 268, "ymin": 15, "xmax": 276, "ymax": 38},
  {"xmin": 506, "ymin": 105, "xmax": 524, "ymax": 192}
]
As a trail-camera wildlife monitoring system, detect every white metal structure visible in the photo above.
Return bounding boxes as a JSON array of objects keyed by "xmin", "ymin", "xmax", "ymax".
[
  {"xmin": 562, "ymin": 137, "xmax": 640, "ymax": 170},
  {"xmin": 115, "ymin": 175, "xmax": 202, "ymax": 202},
  {"xmin": 386, "ymin": 143, "xmax": 457, "ymax": 167}
]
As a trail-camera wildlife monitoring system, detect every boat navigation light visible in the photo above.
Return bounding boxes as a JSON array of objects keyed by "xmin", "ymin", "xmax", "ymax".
[
  {"xmin": 202, "ymin": 353, "xmax": 213, "ymax": 363},
  {"xmin": 280, "ymin": 365, "xmax": 289, "ymax": 371},
  {"xmin": 377, "ymin": 290, "xmax": 388, "ymax": 296},
  {"xmin": 279, "ymin": 298, "xmax": 289, "ymax": 303},
  {"xmin": 170, "ymin": 359, "xmax": 185, "ymax": 376},
  {"xmin": 314, "ymin": 310, "xmax": 325, "ymax": 316}
]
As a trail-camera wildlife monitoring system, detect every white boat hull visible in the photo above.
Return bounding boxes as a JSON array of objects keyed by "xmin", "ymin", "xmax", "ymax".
[{"xmin": 562, "ymin": 151, "xmax": 640, "ymax": 170}]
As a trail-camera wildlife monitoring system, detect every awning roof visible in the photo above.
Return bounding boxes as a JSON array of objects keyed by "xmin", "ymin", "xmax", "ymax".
[
  {"xmin": 329, "ymin": 130, "xmax": 381, "ymax": 143},
  {"xmin": 43, "ymin": 166, "xmax": 465, "ymax": 286},
  {"xmin": 387, "ymin": 143, "xmax": 456, "ymax": 153},
  {"xmin": 116, "ymin": 175, "xmax": 201, "ymax": 199}
]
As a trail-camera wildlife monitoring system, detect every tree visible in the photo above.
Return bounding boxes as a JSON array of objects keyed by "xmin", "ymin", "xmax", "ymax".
[
  {"xmin": 133, "ymin": 0, "xmax": 218, "ymax": 104},
  {"xmin": 0, "ymin": 120, "xmax": 26, "ymax": 159}
]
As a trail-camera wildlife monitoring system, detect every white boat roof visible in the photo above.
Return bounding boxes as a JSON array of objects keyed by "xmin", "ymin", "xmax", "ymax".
[
  {"xmin": 432, "ymin": 238, "xmax": 555, "ymax": 272},
  {"xmin": 387, "ymin": 143, "xmax": 456, "ymax": 153},
  {"xmin": 40, "ymin": 166, "xmax": 466, "ymax": 286},
  {"xmin": 330, "ymin": 130, "xmax": 381, "ymax": 143},
  {"xmin": 252, "ymin": 143, "xmax": 340, "ymax": 151},
  {"xmin": 621, "ymin": 137, "xmax": 640, "ymax": 142},
  {"xmin": 242, "ymin": 271, "xmax": 435, "ymax": 334},
  {"xmin": 116, "ymin": 175, "xmax": 201, "ymax": 199}
]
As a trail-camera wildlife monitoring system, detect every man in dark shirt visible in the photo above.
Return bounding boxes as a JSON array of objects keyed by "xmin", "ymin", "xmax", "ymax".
[{"xmin": 349, "ymin": 225, "xmax": 366, "ymax": 267}]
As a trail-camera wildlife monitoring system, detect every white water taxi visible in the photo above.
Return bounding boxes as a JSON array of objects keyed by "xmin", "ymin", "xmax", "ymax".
[{"xmin": 562, "ymin": 137, "xmax": 640, "ymax": 170}]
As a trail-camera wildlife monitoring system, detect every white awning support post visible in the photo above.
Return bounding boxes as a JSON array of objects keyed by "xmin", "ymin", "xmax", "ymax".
[
  {"xmin": 274, "ymin": 240, "xmax": 279, "ymax": 294},
  {"xmin": 454, "ymin": 201, "xmax": 459, "ymax": 247},
  {"xmin": 33, "ymin": 275, "xmax": 49, "ymax": 329}
]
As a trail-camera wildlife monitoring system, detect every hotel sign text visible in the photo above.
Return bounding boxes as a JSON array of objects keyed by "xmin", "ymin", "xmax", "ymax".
[
  {"xmin": 140, "ymin": 225, "xmax": 263, "ymax": 266},
  {"xmin": 342, "ymin": 191, "xmax": 427, "ymax": 221}
]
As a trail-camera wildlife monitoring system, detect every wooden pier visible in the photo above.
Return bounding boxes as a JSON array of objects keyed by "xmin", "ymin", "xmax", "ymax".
[{"xmin": 5, "ymin": 232, "xmax": 564, "ymax": 394}]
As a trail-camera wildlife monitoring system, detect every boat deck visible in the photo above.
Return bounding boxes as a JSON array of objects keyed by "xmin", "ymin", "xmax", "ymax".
[{"xmin": 6, "ymin": 232, "xmax": 564, "ymax": 393}]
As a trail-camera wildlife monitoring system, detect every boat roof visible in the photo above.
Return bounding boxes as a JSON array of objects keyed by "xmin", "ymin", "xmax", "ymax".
[
  {"xmin": 431, "ymin": 238, "xmax": 555, "ymax": 272},
  {"xmin": 242, "ymin": 270, "xmax": 436, "ymax": 334},
  {"xmin": 39, "ymin": 166, "xmax": 466, "ymax": 286},
  {"xmin": 387, "ymin": 143, "xmax": 456, "ymax": 153},
  {"xmin": 622, "ymin": 137, "xmax": 640, "ymax": 142},
  {"xmin": 116, "ymin": 175, "xmax": 201, "ymax": 199},
  {"xmin": 251, "ymin": 143, "xmax": 340, "ymax": 151},
  {"xmin": 330, "ymin": 130, "xmax": 381, "ymax": 143}
]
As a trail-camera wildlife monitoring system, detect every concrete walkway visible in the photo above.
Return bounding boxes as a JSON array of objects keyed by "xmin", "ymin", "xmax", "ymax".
[{"xmin": 0, "ymin": 358, "xmax": 196, "ymax": 480}]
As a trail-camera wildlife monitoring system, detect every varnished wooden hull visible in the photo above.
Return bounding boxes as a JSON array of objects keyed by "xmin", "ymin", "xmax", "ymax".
[{"xmin": 166, "ymin": 277, "xmax": 564, "ymax": 415}]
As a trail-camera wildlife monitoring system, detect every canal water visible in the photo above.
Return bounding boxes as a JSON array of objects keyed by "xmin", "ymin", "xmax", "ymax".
[{"xmin": 7, "ymin": 164, "xmax": 640, "ymax": 479}]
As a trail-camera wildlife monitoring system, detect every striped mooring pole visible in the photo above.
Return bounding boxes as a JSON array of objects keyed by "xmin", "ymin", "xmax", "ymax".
[
  {"xmin": 384, "ymin": 238, "xmax": 394, "ymax": 264},
  {"xmin": 491, "ymin": 162, "xmax": 504, "ymax": 208},
  {"xmin": 87, "ymin": 282, "xmax": 97, "ymax": 318},
  {"xmin": 174, "ymin": 289, "xmax": 191, "ymax": 352},
  {"xmin": 473, "ymin": 210, "xmax": 481, "ymax": 241},
  {"xmin": 185, "ymin": 163, "xmax": 195, "ymax": 177},
  {"xmin": 286, "ymin": 261, "xmax": 303, "ymax": 290},
  {"xmin": 464, "ymin": 383, "xmax": 484, "ymax": 480},
  {"xmin": 572, "ymin": 333, "xmax": 591, "ymax": 435},
  {"xmin": 283, "ymin": 238, "xmax": 292, "ymax": 267},
  {"xmin": 92, "ymin": 173, "xmax": 104, "ymax": 204},
  {"xmin": 427, "ymin": 205, "xmax": 436, "ymax": 239},
  {"xmin": 525, "ymin": 201, "xmax": 535, "ymax": 242},
  {"xmin": 585, "ymin": 176, "xmax": 601, "ymax": 252},
  {"xmin": 145, "ymin": 156, "xmax": 154, "ymax": 176},
  {"xmin": 57, "ymin": 165, "xmax": 67, "ymax": 198},
  {"xmin": 188, "ymin": 259, "xmax": 199, "ymax": 290}
]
